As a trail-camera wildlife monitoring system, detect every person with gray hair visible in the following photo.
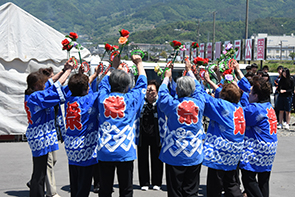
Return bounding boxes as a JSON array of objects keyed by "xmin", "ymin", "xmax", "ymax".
[
  {"xmin": 109, "ymin": 69, "xmax": 131, "ymax": 93},
  {"xmin": 176, "ymin": 76, "xmax": 196, "ymax": 98},
  {"xmin": 157, "ymin": 61, "xmax": 205, "ymax": 197},
  {"xmin": 97, "ymin": 55, "xmax": 147, "ymax": 197}
]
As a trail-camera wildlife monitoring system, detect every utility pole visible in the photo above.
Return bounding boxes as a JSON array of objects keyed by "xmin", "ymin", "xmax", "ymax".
[
  {"xmin": 212, "ymin": 11, "xmax": 216, "ymax": 62},
  {"xmin": 197, "ymin": 19, "xmax": 201, "ymax": 56},
  {"xmin": 280, "ymin": 40, "xmax": 282, "ymax": 60},
  {"xmin": 244, "ymin": 0, "xmax": 249, "ymax": 63}
]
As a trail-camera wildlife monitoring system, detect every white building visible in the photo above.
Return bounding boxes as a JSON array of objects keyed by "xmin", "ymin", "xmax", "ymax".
[{"xmin": 252, "ymin": 33, "xmax": 295, "ymax": 60}]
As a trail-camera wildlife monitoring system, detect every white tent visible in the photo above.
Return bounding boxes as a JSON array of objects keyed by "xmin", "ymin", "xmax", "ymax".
[{"xmin": 0, "ymin": 2, "xmax": 91, "ymax": 135}]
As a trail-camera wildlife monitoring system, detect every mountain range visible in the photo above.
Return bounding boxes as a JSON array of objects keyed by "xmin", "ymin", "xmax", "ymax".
[{"xmin": 1, "ymin": 0, "xmax": 295, "ymax": 46}]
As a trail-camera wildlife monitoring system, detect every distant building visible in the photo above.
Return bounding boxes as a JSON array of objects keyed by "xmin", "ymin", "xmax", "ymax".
[
  {"xmin": 129, "ymin": 43, "xmax": 172, "ymax": 51},
  {"xmin": 252, "ymin": 33, "xmax": 295, "ymax": 60}
]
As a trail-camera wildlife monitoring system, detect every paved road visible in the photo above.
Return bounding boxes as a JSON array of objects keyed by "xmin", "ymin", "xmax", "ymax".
[{"xmin": 0, "ymin": 134, "xmax": 294, "ymax": 197}]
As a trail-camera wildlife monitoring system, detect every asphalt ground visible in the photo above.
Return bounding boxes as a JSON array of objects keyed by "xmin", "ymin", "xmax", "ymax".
[{"xmin": 0, "ymin": 133, "xmax": 294, "ymax": 197}]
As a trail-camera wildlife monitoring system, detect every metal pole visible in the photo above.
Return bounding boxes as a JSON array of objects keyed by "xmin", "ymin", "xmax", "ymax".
[
  {"xmin": 244, "ymin": 0, "xmax": 249, "ymax": 64},
  {"xmin": 197, "ymin": 19, "xmax": 200, "ymax": 56},
  {"xmin": 213, "ymin": 11, "xmax": 216, "ymax": 62},
  {"xmin": 280, "ymin": 41, "xmax": 282, "ymax": 60}
]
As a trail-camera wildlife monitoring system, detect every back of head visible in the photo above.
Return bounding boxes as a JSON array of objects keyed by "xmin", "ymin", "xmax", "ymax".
[
  {"xmin": 261, "ymin": 72, "xmax": 270, "ymax": 81},
  {"xmin": 252, "ymin": 76, "xmax": 271, "ymax": 102},
  {"xmin": 176, "ymin": 76, "xmax": 195, "ymax": 98},
  {"xmin": 282, "ymin": 67, "xmax": 290, "ymax": 79},
  {"xmin": 251, "ymin": 63, "xmax": 258, "ymax": 68},
  {"xmin": 68, "ymin": 73, "xmax": 89, "ymax": 96},
  {"xmin": 245, "ymin": 71, "xmax": 254, "ymax": 78},
  {"xmin": 219, "ymin": 83, "xmax": 241, "ymax": 104},
  {"xmin": 39, "ymin": 67, "xmax": 53, "ymax": 77},
  {"xmin": 257, "ymin": 70, "xmax": 263, "ymax": 76},
  {"xmin": 109, "ymin": 70, "xmax": 131, "ymax": 93},
  {"xmin": 262, "ymin": 65, "xmax": 269, "ymax": 71},
  {"xmin": 25, "ymin": 71, "xmax": 48, "ymax": 95}
]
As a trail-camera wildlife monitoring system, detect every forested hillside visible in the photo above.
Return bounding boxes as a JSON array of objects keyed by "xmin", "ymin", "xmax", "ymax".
[
  {"xmin": 126, "ymin": 17, "xmax": 295, "ymax": 44},
  {"xmin": 1, "ymin": 0, "xmax": 294, "ymax": 45}
]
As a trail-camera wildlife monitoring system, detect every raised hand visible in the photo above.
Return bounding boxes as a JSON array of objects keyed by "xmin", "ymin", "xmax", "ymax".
[{"xmin": 131, "ymin": 55, "xmax": 142, "ymax": 65}]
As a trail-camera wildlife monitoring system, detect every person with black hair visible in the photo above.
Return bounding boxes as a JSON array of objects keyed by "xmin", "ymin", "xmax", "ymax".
[
  {"xmin": 274, "ymin": 66, "xmax": 284, "ymax": 118},
  {"xmin": 277, "ymin": 68, "xmax": 294, "ymax": 129},
  {"xmin": 24, "ymin": 60, "xmax": 74, "ymax": 197},
  {"xmin": 262, "ymin": 65, "xmax": 269, "ymax": 73},
  {"xmin": 26, "ymin": 67, "xmax": 65, "ymax": 197},
  {"xmin": 257, "ymin": 70, "xmax": 263, "ymax": 77},
  {"xmin": 246, "ymin": 65, "xmax": 251, "ymax": 74},
  {"xmin": 64, "ymin": 65, "xmax": 101, "ymax": 197},
  {"xmin": 250, "ymin": 63, "xmax": 258, "ymax": 75},
  {"xmin": 203, "ymin": 69, "xmax": 245, "ymax": 197},
  {"xmin": 137, "ymin": 80, "xmax": 163, "ymax": 191},
  {"xmin": 262, "ymin": 72, "xmax": 273, "ymax": 94},
  {"xmin": 234, "ymin": 63, "xmax": 278, "ymax": 197},
  {"xmin": 245, "ymin": 72, "xmax": 255, "ymax": 86}
]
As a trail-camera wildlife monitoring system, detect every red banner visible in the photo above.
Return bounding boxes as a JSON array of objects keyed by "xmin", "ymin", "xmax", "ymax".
[
  {"xmin": 245, "ymin": 39, "xmax": 253, "ymax": 60},
  {"xmin": 200, "ymin": 43, "xmax": 205, "ymax": 58},
  {"xmin": 215, "ymin": 42, "xmax": 222, "ymax": 60},
  {"xmin": 206, "ymin": 43, "xmax": 212, "ymax": 60},
  {"xmin": 234, "ymin": 40, "xmax": 241, "ymax": 61},
  {"xmin": 257, "ymin": 38, "xmax": 266, "ymax": 60}
]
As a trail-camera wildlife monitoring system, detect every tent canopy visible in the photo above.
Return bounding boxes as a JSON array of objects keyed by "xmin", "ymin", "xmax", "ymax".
[
  {"xmin": 0, "ymin": 2, "xmax": 91, "ymax": 63},
  {"xmin": 0, "ymin": 2, "xmax": 91, "ymax": 135}
]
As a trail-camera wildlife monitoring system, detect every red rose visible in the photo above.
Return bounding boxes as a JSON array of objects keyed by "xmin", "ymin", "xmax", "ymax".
[
  {"xmin": 113, "ymin": 45, "xmax": 119, "ymax": 50},
  {"xmin": 120, "ymin": 29, "xmax": 130, "ymax": 38},
  {"xmin": 193, "ymin": 58, "xmax": 198, "ymax": 65},
  {"xmin": 61, "ymin": 39, "xmax": 73, "ymax": 51},
  {"xmin": 222, "ymin": 68, "xmax": 233, "ymax": 76},
  {"xmin": 69, "ymin": 32, "xmax": 78, "ymax": 40},
  {"xmin": 61, "ymin": 39, "xmax": 70, "ymax": 46},
  {"xmin": 191, "ymin": 42, "xmax": 199, "ymax": 48},
  {"xmin": 203, "ymin": 58, "xmax": 209, "ymax": 65},
  {"xmin": 173, "ymin": 40, "xmax": 182, "ymax": 47},
  {"xmin": 170, "ymin": 40, "xmax": 182, "ymax": 49},
  {"xmin": 63, "ymin": 45, "xmax": 73, "ymax": 51},
  {"xmin": 105, "ymin": 43, "xmax": 113, "ymax": 51},
  {"xmin": 193, "ymin": 57, "xmax": 203, "ymax": 65}
]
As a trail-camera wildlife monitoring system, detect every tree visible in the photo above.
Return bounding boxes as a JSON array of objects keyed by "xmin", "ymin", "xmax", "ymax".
[
  {"xmin": 160, "ymin": 51, "xmax": 167, "ymax": 58},
  {"xmin": 289, "ymin": 52, "xmax": 295, "ymax": 60},
  {"xmin": 123, "ymin": 55, "xmax": 129, "ymax": 60}
]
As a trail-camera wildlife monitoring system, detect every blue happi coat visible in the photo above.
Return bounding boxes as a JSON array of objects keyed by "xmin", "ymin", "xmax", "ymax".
[
  {"xmin": 97, "ymin": 75, "xmax": 147, "ymax": 162},
  {"xmin": 25, "ymin": 81, "xmax": 67, "ymax": 157},
  {"xmin": 158, "ymin": 78, "xmax": 205, "ymax": 166},
  {"xmin": 63, "ymin": 86, "xmax": 100, "ymax": 166},
  {"xmin": 202, "ymin": 89, "xmax": 246, "ymax": 171},
  {"xmin": 238, "ymin": 78, "xmax": 278, "ymax": 172}
]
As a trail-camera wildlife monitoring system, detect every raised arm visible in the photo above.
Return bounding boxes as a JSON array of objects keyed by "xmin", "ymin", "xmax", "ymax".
[
  {"xmin": 204, "ymin": 71, "xmax": 219, "ymax": 91},
  {"xmin": 185, "ymin": 58, "xmax": 197, "ymax": 80},
  {"xmin": 233, "ymin": 60, "xmax": 251, "ymax": 93},
  {"xmin": 89, "ymin": 64, "xmax": 101, "ymax": 85},
  {"xmin": 132, "ymin": 55, "xmax": 146, "ymax": 77},
  {"xmin": 56, "ymin": 59, "xmax": 75, "ymax": 85},
  {"xmin": 51, "ymin": 70, "xmax": 64, "ymax": 83},
  {"xmin": 233, "ymin": 60, "xmax": 244, "ymax": 80}
]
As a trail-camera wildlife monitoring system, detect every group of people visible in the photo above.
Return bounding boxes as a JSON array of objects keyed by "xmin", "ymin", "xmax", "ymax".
[
  {"xmin": 245, "ymin": 63, "xmax": 295, "ymax": 130},
  {"xmin": 24, "ymin": 55, "xmax": 278, "ymax": 197}
]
